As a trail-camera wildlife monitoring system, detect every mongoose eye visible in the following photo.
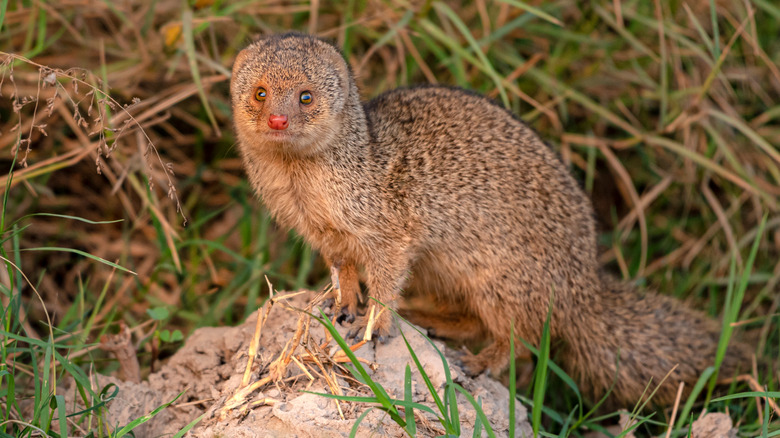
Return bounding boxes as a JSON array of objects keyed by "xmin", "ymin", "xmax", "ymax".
[
  {"xmin": 255, "ymin": 87, "xmax": 267, "ymax": 101},
  {"xmin": 300, "ymin": 91, "xmax": 313, "ymax": 105}
]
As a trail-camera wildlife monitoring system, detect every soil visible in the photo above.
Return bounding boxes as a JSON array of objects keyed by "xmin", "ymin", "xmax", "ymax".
[{"xmin": 66, "ymin": 291, "xmax": 532, "ymax": 437}]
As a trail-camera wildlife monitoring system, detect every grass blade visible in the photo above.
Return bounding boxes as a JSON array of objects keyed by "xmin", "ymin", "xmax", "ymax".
[
  {"xmin": 707, "ymin": 214, "xmax": 767, "ymax": 403},
  {"xmin": 452, "ymin": 383, "xmax": 496, "ymax": 438},
  {"xmin": 709, "ymin": 109, "xmax": 780, "ymax": 167},
  {"xmin": 306, "ymin": 391, "xmax": 437, "ymax": 415},
  {"xmin": 350, "ymin": 407, "xmax": 375, "ymax": 438},
  {"xmin": 674, "ymin": 366, "xmax": 715, "ymax": 430},
  {"xmin": 181, "ymin": 7, "xmax": 220, "ymax": 137},
  {"xmin": 404, "ymin": 364, "xmax": 416, "ymax": 436},
  {"xmin": 711, "ymin": 391, "xmax": 780, "ymax": 401},
  {"xmin": 494, "ymin": 0, "xmax": 562, "ymax": 26},
  {"xmin": 708, "ymin": 0, "xmax": 720, "ymax": 58},
  {"xmin": 446, "ymin": 382, "xmax": 460, "ymax": 436},
  {"xmin": 21, "ymin": 247, "xmax": 136, "ymax": 274},
  {"xmin": 54, "ymin": 394, "xmax": 66, "ymax": 438},
  {"xmin": 172, "ymin": 413, "xmax": 205, "ymax": 438},
  {"xmin": 509, "ymin": 323, "xmax": 516, "ymax": 438},
  {"xmin": 532, "ymin": 294, "xmax": 553, "ymax": 437},
  {"xmin": 13, "ymin": 213, "xmax": 123, "ymax": 226},
  {"xmin": 312, "ymin": 309, "xmax": 405, "ymax": 426},
  {"xmin": 0, "ymin": 0, "xmax": 8, "ymax": 34},
  {"xmin": 473, "ymin": 397, "xmax": 483, "ymax": 438},
  {"xmin": 114, "ymin": 391, "xmax": 184, "ymax": 436},
  {"xmin": 433, "ymin": 2, "xmax": 509, "ymax": 106},
  {"xmin": 398, "ymin": 323, "xmax": 452, "ymax": 432}
]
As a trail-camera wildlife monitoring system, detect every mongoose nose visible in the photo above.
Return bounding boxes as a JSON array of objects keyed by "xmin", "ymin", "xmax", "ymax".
[{"xmin": 268, "ymin": 114, "xmax": 289, "ymax": 130}]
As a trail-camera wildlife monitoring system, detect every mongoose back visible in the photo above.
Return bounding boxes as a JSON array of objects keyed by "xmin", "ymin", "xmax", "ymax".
[{"xmin": 230, "ymin": 33, "xmax": 747, "ymax": 406}]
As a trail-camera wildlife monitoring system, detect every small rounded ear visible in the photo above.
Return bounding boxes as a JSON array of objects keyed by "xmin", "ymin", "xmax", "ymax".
[
  {"xmin": 230, "ymin": 48, "xmax": 253, "ymax": 98},
  {"xmin": 232, "ymin": 48, "xmax": 251, "ymax": 79},
  {"xmin": 321, "ymin": 46, "xmax": 351, "ymax": 98}
]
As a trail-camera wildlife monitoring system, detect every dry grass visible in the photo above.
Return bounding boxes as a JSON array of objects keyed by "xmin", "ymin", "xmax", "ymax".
[{"xmin": 1, "ymin": 0, "xmax": 778, "ymax": 435}]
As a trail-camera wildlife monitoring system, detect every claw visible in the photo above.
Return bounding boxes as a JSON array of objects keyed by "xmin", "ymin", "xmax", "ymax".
[
  {"xmin": 453, "ymin": 348, "xmax": 486, "ymax": 377},
  {"xmin": 337, "ymin": 307, "xmax": 356, "ymax": 324},
  {"xmin": 346, "ymin": 326, "xmax": 365, "ymax": 340}
]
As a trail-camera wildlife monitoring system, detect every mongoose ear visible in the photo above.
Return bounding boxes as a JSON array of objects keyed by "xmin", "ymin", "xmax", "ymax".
[
  {"xmin": 322, "ymin": 47, "xmax": 352, "ymax": 99},
  {"xmin": 230, "ymin": 48, "xmax": 254, "ymax": 99},
  {"xmin": 232, "ymin": 48, "xmax": 251, "ymax": 78}
]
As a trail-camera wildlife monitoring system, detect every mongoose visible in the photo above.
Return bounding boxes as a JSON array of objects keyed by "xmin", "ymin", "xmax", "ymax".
[{"xmin": 230, "ymin": 32, "xmax": 748, "ymax": 406}]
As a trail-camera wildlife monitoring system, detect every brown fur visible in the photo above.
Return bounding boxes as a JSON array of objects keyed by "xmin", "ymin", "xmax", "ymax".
[{"xmin": 230, "ymin": 33, "xmax": 749, "ymax": 406}]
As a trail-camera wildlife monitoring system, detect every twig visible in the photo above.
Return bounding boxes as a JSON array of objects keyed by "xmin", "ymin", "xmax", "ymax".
[
  {"xmin": 720, "ymin": 373, "xmax": 780, "ymax": 417},
  {"xmin": 99, "ymin": 321, "xmax": 140, "ymax": 383},
  {"xmin": 364, "ymin": 303, "xmax": 376, "ymax": 342},
  {"xmin": 241, "ymin": 300, "xmax": 272, "ymax": 388},
  {"xmin": 291, "ymin": 355, "xmax": 315, "ymax": 382},
  {"xmin": 665, "ymin": 381, "xmax": 684, "ymax": 438}
]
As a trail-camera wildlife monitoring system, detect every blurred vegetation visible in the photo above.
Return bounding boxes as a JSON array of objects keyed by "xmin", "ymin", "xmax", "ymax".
[{"xmin": 0, "ymin": 0, "xmax": 778, "ymax": 436}]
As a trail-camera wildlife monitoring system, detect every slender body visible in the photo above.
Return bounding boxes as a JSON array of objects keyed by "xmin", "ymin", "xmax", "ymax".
[{"xmin": 230, "ymin": 33, "xmax": 747, "ymax": 405}]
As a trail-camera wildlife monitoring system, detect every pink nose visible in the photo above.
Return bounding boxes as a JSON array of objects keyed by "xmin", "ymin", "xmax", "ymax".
[{"xmin": 268, "ymin": 114, "xmax": 288, "ymax": 130}]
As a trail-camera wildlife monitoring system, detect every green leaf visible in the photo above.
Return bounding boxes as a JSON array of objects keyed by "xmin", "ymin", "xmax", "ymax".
[
  {"xmin": 159, "ymin": 330, "xmax": 171, "ymax": 342},
  {"xmin": 146, "ymin": 307, "xmax": 170, "ymax": 321}
]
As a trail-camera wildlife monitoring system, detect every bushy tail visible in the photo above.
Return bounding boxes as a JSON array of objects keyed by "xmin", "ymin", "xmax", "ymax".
[{"xmin": 559, "ymin": 274, "xmax": 751, "ymax": 406}]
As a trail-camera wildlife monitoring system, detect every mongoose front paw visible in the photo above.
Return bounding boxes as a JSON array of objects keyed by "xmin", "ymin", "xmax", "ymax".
[
  {"xmin": 346, "ymin": 308, "xmax": 392, "ymax": 343},
  {"xmin": 336, "ymin": 306, "xmax": 356, "ymax": 324}
]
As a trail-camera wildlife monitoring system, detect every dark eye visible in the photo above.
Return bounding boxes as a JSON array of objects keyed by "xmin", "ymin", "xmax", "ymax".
[
  {"xmin": 300, "ymin": 91, "xmax": 312, "ymax": 105},
  {"xmin": 255, "ymin": 87, "xmax": 266, "ymax": 101}
]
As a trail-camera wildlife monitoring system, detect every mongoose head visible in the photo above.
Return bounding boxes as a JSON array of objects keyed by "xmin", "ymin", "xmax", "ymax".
[{"xmin": 231, "ymin": 33, "xmax": 354, "ymax": 157}]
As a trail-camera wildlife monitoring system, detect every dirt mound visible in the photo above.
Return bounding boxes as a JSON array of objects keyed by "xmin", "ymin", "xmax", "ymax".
[{"xmin": 70, "ymin": 291, "xmax": 531, "ymax": 437}]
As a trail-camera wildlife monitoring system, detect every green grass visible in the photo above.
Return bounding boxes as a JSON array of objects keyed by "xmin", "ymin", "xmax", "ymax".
[
  {"xmin": 309, "ymin": 304, "xmax": 513, "ymax": 437},
  {"xmin": 1, "ymin": 0, "xmax": 778, "ymax": 436}
]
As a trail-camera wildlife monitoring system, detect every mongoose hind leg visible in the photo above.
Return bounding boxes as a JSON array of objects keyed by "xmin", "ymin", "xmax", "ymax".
[
  {"xmin": 401, "ymin": 293, "xmax": 535, "ymax": 375},
  {"xmin": 457, "ymin": 336, "xmax": 535, "ymax": 376},
  {"xmin": 456, "ymin": 282, "xmax": 540, "ymax": 376},
  {"xmin": 400, "ymin": 297, "xmax": 488, "ymax": 342},
  {"xmin": 458, "ymin": 339, "xmax": 511, "ymax": 376}
]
